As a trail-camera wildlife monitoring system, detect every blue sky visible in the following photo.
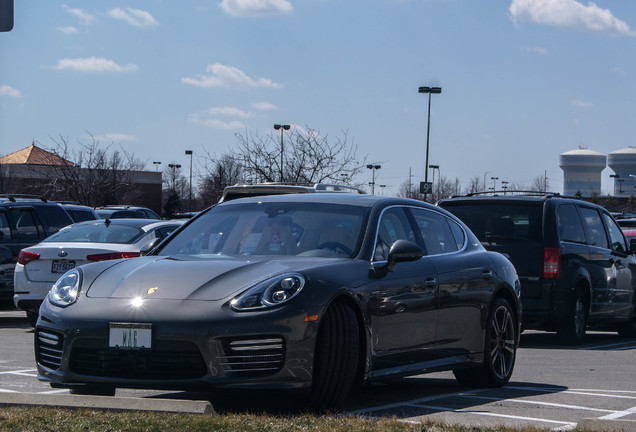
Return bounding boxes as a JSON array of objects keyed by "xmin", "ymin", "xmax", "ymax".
[{"xmin": 1, "ymin": 0, "xmax": 635, "ymax": 196}]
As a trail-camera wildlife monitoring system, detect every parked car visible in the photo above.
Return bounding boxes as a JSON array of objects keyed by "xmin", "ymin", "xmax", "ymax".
[
  {"xmin": 438, "ymin": 193, "xmax": 636, "ymax": 344},
  {"xmin": 35, "ymin": 194, "xmax": 520, "ymax": 411},
  {"xmin": 95, "ymin": 205, "xmax": 161, "ymax": 220},
  {"xmin": 0, "ymin": 195, "xmax": 73, "ymax": 304},
  {"xmin": 58, "ymin": 203, "xmax": 99, "ymax": 222},
  {"xmin": 14, "ymin": 218, "xmax": 183, "ymax": 325},
  {"xmin": 220, "ymin": 182, "xmax": 365, "ymax": 202}
]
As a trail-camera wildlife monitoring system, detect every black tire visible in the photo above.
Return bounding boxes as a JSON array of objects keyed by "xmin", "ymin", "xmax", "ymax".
[
  {"xmin": 26, "ymin": 311, "xmax": 38, "ymax": 328},
  {"xmin": 453, "ymin": 297, "xmax": 517, "ymax": 388},
  {"xmin": 617, "ymin": 300, "xmax": 636, "ymax": 338},
  {"xmin": 558, "ymin": 288, "xmax": 587, "ymax": 345},
  {"xmin": 304, "ymin": 302, "xmax": 360, "ymax": 412},
  {"xmin": 69, "ymin": 385, "xmax": 116, "ymax": 396}
]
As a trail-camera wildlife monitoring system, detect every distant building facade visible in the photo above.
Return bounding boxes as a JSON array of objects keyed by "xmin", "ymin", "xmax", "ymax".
[{"xmin": 0, "ymin": 144, "xmax": 163, "ymax": 215}]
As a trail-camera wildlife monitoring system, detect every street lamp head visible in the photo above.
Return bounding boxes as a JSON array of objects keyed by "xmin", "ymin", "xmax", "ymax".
[
  {"xmin": 429, "ymin": 164, "xmax": 439, "ymax": 169},
  {"xmin": 153, "ymin": 161, "xmax": 161, "ymax": 165},
  {"xmin": 274, "ymin": 124, "xmax": 291, "ymax": 130},
  {"xmin": 418, "ymin": 86, "xmax": 442, "ymax": 94},
  {"xmin": 367, "ymin": 164, "xmax": 381, "ymax": 170},
  {"xmin": 185, "ymin": 150, "xmax": 192, "ymax": 155}
]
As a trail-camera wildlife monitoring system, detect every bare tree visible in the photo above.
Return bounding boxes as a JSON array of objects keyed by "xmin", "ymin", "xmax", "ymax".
[
  {"xmin": 233, "ymin": 127, "xmax": 366, "ymax": 185},
  {"xmin": 197, "ymin": 154, "xmax": 244, "ymax": 205},
  {"xmin": 530, "ymin": 174, "xmax": 550, "ymax": 192},
  {"xmin": 42, "ymin": 134, "xmax": 145, "ymax": 206}
]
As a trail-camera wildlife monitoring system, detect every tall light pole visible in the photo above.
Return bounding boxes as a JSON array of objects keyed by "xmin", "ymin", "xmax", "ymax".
[
  {"xmin": 502, "ymin": 180, "xmax": 509, "ymax": 195},
  {"xmin": 367, "ymin": 164, "xmax": 381, "ymax": 194},
  {"xmin": 491, "ymin": 176, "xmax": 499, "ymax": 192},
  {"xmin": 418, "ymin": 85, "xmax": 442, "ymax": 201},
  {"xmin": 152, "ymin": 161, "xmax": 161, "ymax": 171},
  {"xmin": 185, "ymin": 150, "xmax": 193, "ymax": 210},
  {"xmin": 274, "ymin": 124, "xmax": 290, "ymax": 182}
]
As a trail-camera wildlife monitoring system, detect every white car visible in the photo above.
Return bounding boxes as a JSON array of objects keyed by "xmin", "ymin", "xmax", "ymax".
[{"xmin": 13, "ymin": 218, "xmax": 184, "ymax": 326}]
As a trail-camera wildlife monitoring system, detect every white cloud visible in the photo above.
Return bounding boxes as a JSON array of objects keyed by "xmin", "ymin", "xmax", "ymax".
[
  {"xmin": 107, "ymin": 8, "xmax": 159, "ymax": 28},
  {"xmin": 205, "ymin": 107, "xmax": 257, "ymax": 118},
  {"xmin": 0, "ymin": 85, "xmax": 21, "ymax": 98},
  {"xmin": 97, "ymin": 133, "xmax": 138, "ymax": 142},
  {"xmin": 62, "ymin": 5, "xmax": 95, "ymax": 25},
  {"xmin": 57, "ymin": 26, "xmax": 78, "ymax": 35},
  {"xmin": 571, "ymin": 99, "xmax": 593, "ymax": 107},
  {"xmin": 50, "ymin": 57, "xmax": 138, "ymax": 73},
  {"xmin": 509, "ymin": 0, "xmax": 635, "ymax": 35},
  {"xmin": 252, "ymin": 101, "xmax": 278, "ymax": 110},
  {"xmin": 525, "ymin": 46, "xmax": 548, "ymax": 54},
  {"xmin": 182, "ymin": 64, "xmax": 282, "ymax": 88},
  {"xmin": 188, "ymin": 117, "xmax": 246, "ymax": 130},
  {"xmin": 219, "ymin": 0, "xmax": 293, "ymax": 17}
]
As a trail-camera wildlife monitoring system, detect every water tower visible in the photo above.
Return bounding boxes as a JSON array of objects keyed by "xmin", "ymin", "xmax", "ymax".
[
  {"xmin": 607, "ymin": 146, "xmax": 636, "ymax": 197},
  {"xmin": 559, "ymin": 148, "xmax": 606, "ymax": 197}
]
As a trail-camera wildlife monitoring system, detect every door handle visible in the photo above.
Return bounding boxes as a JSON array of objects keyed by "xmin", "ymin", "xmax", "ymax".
[
  {"xmin": 424, "ymin": 277, "xmax": 437, "ymax": 287},
  {"xmin": 481, "ymin": 270, "xmax": 493, "ymax": 279}
]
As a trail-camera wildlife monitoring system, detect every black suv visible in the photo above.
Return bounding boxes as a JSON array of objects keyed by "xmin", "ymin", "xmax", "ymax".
[
  {"xmin": 0, "ymin": 195, "xmax": 74, "ymax": 303},
  {"xmin": 94, "ymin": 205, "xmax": 161, "ymax": 220},
  {"xmin": 439, "ymin": 193, "xmax": 636, "ymax": 344}
]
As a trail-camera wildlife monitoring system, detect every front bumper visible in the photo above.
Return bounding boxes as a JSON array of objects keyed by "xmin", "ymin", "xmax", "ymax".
[{"xmin": 36, "ymin": 297, "xmax": 322, "ymax": 391}]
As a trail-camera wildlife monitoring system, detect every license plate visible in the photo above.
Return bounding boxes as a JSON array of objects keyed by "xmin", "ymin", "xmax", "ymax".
[
  {"xmin": 109, "ymin": 323, "xmax": 152, "ymax": 349},
  {"xmin": 51, "ymin": 260, "xmax": 75, "ymax": 273}
]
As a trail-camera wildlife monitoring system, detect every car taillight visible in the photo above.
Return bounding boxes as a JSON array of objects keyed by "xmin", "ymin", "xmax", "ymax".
[
  {"xmin": 543, "ymin": 247, "xmax": 560, "ymax": 279},
  {"xmin": 86, "ymin": 252, "xmax": 141, "ymax": 262},
  {"xmin": 18, "ymin": 251, "xmax": 40, "ymax": 265}
]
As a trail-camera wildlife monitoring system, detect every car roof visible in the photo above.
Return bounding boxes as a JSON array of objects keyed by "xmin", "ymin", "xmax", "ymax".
[
  {"xmin": 217, "ymin": 191, "xmax": 439, "ymax": 210},
  {"xmin": 220, "ymin": 182, "xmax": 366, "ymax": 202},
  {"xmin": 70, "ymin": 218, "xmax": 181, "ymax": 229}
]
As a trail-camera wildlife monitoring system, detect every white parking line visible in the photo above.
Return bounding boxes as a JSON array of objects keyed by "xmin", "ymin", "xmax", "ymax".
[
  {"xmin": 459, "ymin": 393, "xmax": 617, "ymax": 414},
  {"xmin": 412, "ymin": 402, "xmax": 576, "ymax": 428},
  {"xmin": 581, "ymin": 341, "xmax": 636, "ymax": 351},
  {"xmin": 598, "ymin": 405, "xmax": 636, "ymax": 420},
  {"xmin": 0, "ymin": 369, "xmax": 37, "ymax": 375}
]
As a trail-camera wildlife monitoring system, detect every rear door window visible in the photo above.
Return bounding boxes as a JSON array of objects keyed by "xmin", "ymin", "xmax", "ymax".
[
  {"xmin": 601, "ymin": 212, "xmax": 628, "ymax": 253},
  {"xmin": 9, "ymin": 208, "xmax": 42, "ymax": 241},
  {"xmin": 556, "ymin": 204, "xmax": 586, "ymax": 243},
  {"xmin": 36, "ymin": 206, "xmax": 73, "ymax": 235},
  {"xmin": 0, "ymin": 211, "xmax": 11, "ymax": 241},
  {"xmin": 410, "ymin": 208, "xmax": 462, "ymax": 255},
  {"xmin": 579, "ymin": 207, "xmax": 609, "ymax": 249}
]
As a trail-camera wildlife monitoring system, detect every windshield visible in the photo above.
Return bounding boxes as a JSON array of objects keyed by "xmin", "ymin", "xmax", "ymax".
[
  {"xmin": 43, "ymin": 223, "xmax": 145, "ymax": 244},
  {"xmin": 157, "ymin": 202, "xmax": 368, "ymax": 258}
]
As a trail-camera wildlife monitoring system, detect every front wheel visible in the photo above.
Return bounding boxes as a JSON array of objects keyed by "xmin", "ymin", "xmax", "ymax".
[
  {"xmin": 617, "ymin": 300, "xmax": 636, "ymax": 338},
  {"xmin": 454, "ymin": 297, "xmax": 517, "ymax": 388},
  {"xmin": 302, "ymin": 302, "xmax": 360, "ymax": 412}
]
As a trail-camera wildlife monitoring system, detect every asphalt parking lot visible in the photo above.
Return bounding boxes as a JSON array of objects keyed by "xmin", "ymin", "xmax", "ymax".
[{"xmin": 1, "ymin": 308, "xmax": 635, "ymax": 430}]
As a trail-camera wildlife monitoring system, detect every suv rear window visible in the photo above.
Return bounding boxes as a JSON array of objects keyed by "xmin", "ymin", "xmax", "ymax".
[
  {"xmin": 441, "ymin": 203, "xmax": 542, "ymax": 244},
  {"xmin": 37, "ymin": 206, "xmax": 73, "ymax": 234}
]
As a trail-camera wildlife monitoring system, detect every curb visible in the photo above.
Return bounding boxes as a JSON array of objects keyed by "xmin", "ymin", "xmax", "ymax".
[
  {"xmin": 578, "ymin": 418, "xmax": 636, "ymax": 432},
  {"xmin": 0, "ymin": 392, "xmax": 215, "ymax": 415}
]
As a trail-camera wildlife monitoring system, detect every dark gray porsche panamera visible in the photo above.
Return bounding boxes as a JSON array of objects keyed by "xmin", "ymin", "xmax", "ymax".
[{"xmin": 35, "ymin": 193, "xmax": 521, "ymax": 411}]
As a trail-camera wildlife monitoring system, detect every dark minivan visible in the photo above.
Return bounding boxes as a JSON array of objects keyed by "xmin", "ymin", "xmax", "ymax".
[{"xmin": 439, "ymin": 193, "xmax": 636, "ymax": 344}]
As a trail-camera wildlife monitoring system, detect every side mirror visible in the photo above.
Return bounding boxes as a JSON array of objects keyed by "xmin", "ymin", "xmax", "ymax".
[{"xmin": 387, "ymin": 239, "xmax": 424, "ymax": 272}]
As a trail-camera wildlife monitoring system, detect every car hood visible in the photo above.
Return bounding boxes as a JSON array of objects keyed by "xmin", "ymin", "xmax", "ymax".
[{"xmin": 85, "ymin": 255, "xmax": 341, "ymax": 301}]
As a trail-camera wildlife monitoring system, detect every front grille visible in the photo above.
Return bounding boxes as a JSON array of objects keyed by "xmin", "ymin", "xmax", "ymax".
[
  {"xmin": 218, "ymin": 336, "xmax": 285, "ymax": 377},
  {"xmin": 35, "ymin": 329, "xmax": 65, "ymax": 370},
  {"xmin": 69, "ymin": 340, "xmax": 206, "ymax": 380}
]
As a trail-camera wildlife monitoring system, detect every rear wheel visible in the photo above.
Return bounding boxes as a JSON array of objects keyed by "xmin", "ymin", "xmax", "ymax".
[
  {"xmin": 303, "ymin": 302, "xmax": 360, "ymax": 412},
  {"xmin": 454, "ymin": 297, "xmax": 517, "ymax": 388},
  {"xmin": 558, "ymin": 288, "xmax": 587, "ymax": 345}
]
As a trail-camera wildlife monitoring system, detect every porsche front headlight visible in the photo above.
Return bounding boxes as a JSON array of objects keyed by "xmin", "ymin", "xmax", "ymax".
[
  {"xmin": 48, "ymin": 269, "xmax": 82, "ymax": 308},
  {"xmin": 230, "ymin": 273, "xmax": 305, "ymax": 311}
]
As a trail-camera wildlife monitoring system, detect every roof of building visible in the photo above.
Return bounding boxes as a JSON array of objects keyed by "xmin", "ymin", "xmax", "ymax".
[{"xmin": 0, "ymin": 144, "xmax": 73, "ymax": 166}]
